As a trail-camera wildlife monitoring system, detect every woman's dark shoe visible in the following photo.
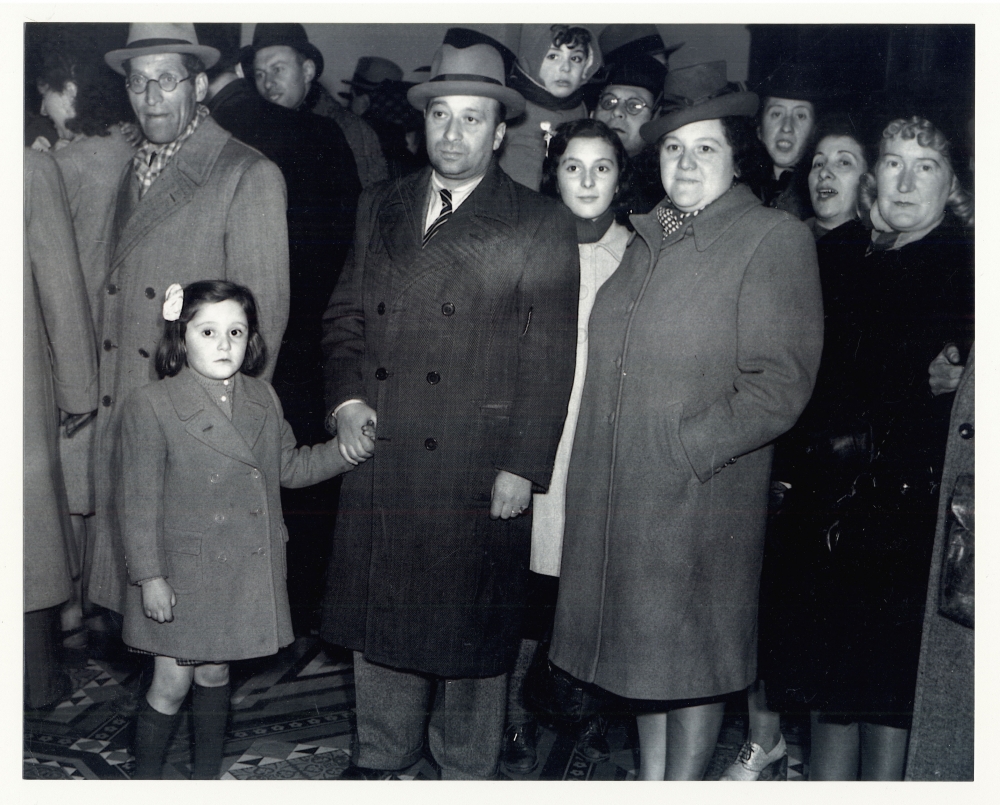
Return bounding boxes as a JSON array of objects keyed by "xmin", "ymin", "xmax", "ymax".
[
  {"xmin": 575, "ymin": 714, "xmax": 610, "ymax": 763},
  {"xmin": 502, "ymin": 721, "xmax": 538, "ymax": 774}
]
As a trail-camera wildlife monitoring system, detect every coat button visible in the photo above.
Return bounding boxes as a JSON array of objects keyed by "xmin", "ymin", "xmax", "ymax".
[
  {"xmin": 426, "ymin": 371, "xmax": 441, "ymax": 385},
  {"xmin": 959, "ymin": 422, "xmax": 974, "ymax": 440},
  {"xmin": 726, "ymin": 457, "xmax": 738, "ymax": 465},
  {"xmin": 214, "ymin": 513, "xmax": 226, "ymax": 523},
  {"xmin": 375, "ymin": 367, "xmax": 388, "ymax": 381},
  {"xmin": 377, "ymin": 302, "xmax": 386, "ymax": 315},
  {"xmin": 217, "ymin": 552, "xmax": 228, "ymax": 562},
  {"xmin": 107, "ymin": 283, "xmax": 118, "ymax": 295},
  {"xmin": 103, "ymin": 339, "xmax": 115, "ymax": 351},
  {"xmin": 102, "ymin": 395, "xmax": 112, "ymax": 407},
  {"xmin": 145, "ymin": 287, "xmax": 156, "ymax": 299},
  {"xmin": 139, "ymin": 348, "xmax": 150, "ymax": 358},
  {"xmin": 209, "ymin": 473, "xmax": 220, "ymax": 484},
  {"xmin": 425, "ymin": 437, "xmax": 438, "ymax": 451},
  {"xmin": 251, "ymin": 508, "xmax": 262, "ymax": 516},
  {"xmin": 251, "ymin": 469, "xmax": 261, "ymax": 480},
  {"xmin": 442, "ymin": 302, "xmax": 456, "ymax": 316}
]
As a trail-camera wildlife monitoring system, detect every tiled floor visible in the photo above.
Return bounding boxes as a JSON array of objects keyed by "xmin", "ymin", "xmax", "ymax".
[{"xmin": 24, "ymin": 637, "xmax": 810, "ymax": 781}]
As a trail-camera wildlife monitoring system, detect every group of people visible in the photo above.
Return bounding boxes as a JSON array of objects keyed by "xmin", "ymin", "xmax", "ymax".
[{"xmin": 24, "ymin": 21, "xmax": 974, "ymax": 782}]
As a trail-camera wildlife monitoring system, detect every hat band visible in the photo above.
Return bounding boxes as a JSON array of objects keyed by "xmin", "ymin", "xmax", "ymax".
[
  {"xmin": 660, "ymin": 83, "xmax": 742, "ymax": 113},
  {"xmin": 124, "ymin": 38, "xmax": 197, "ymax": 50},
  {"xmin": 429, "ymin": 73, "xmax": 503, "ymax": 87}
]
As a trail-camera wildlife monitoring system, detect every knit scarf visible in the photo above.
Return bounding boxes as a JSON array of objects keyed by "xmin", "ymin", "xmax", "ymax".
[
  {"xmin": 574, "ymin": 207, "xmax": 616, "ymax": 244},
  {"xmin": 507, "ymin": 65, "xmax": 586, "ymax": 112},
  {"xmin": 133, "ymin": 105, "xmax": 209, "ymax": 197}
]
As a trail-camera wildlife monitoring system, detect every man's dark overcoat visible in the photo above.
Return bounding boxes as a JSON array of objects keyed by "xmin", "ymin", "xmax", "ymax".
[{"xmin": 320, "ymin": 161, "xmax": 580, "ymax": 678}]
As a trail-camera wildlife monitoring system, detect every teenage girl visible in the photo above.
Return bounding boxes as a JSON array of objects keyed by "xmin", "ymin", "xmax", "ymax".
[{"xmin": 118, "ymin": 280, "xmax": 371, "ymax": 779}]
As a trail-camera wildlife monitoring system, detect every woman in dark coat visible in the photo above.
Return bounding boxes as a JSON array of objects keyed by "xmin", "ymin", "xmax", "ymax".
[
  {"xmin": 549, "ymin": 61, "xmax": 824, "ymax": 780},
  {"xmin": 803, "ymin": 117, "xmax": 974, "ymax": 780}
]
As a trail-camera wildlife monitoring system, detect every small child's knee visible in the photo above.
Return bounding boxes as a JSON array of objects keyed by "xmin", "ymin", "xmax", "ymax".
[{"xmin": 194, "ymin": 663, "xmax": 230, "ymax": 688}]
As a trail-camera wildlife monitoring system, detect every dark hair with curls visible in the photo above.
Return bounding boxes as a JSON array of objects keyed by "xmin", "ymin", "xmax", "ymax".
[
  {"xmin": 540, "ymin": 118, "xmax": 632, "ymax": 224},
  {"xmin": 810, "ymin": 112, "xmax": 872, "ymax": 171},
  {"xmin": 860, "ymin": 116, "xmax": 973, "ymax": 227},
  {"xmin": 549, "ymin": 25, "xmax": 592, "ymax": 59},
  {"xmin": 36, "ymin": 50, "xmax": 133, "ymax": 137},
  {"xmin": 155, "ymin": 280, "xmax": 267, "ymax": 379}
]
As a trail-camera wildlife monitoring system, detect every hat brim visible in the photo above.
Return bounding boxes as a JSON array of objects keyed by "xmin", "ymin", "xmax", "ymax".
[
  {"xmin": 640, "ymin": 92, "xmax": 758, "ymax": 144},
  {"xmin": 105, "ymin": 43, "xmax": 220, "ymax": 75},
  {"xmin": 239, "ymin": 41, "xmax": 325, "ymax": 82},
  {"xmin": 407, "ymin": 80, "xmax": 525, "ymax": 120}
]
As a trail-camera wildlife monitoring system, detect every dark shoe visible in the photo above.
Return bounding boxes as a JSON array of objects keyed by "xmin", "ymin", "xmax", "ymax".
[
  {"xmin": 575, "ymin": 714, "xmax": 610, "ymax": 763},
  {"xmin": 502, "ymin": 721, "xmax": 538, "ymax": 775},
  {"xmin": 339, "ymin": 763, "xmax": 401, "ymax": 780}
]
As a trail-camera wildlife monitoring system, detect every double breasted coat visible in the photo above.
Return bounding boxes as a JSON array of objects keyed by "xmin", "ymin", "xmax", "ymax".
[
  {"xmin": 118, "ymin": 369, "xmax": 349, "ymax": 661},
  {"xmin": 550, "ymin": 185, "xmax": 824, "ymax": 701},
  {"xmin": 320, "ymin": 161, "xmax": 580, "ymax": 678},
  {"xmin": 23, "ymin": 149, "xmax": 99, "ymax": 613},
  {"xmin": 88, "ymin": 116, "xmax": 290, "ymax": 616}
]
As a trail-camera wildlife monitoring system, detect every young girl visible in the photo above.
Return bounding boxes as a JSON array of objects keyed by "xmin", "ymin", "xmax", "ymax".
[
  {"xmin": 502, "ymin": 119, "xmax": 631, "ymax": 773},
  {"xmin": 499, "ymin": 24, "xmax": 603, "ymax": 191},
  {"xmin": 118, "ymin": 280, "xmax": 371, "ymax": 779}
]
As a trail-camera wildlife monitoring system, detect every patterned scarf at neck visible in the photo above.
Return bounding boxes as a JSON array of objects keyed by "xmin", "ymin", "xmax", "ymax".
[
  {"xmin": 656, "ymin": 203, "xmax": 701, "ymax": 237},
  {"xmin": 133, "ymin": 105, "xmax": 209, "ymax": 197}
]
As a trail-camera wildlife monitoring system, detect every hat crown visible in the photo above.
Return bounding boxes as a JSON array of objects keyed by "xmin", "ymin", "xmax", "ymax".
[
  {"xmin": 662, "ymin": 61, "xmax": 730, "ymax": 104},
  {"xmin": 125, "ymin": 22, "xmax": 200, "ymax": 47},
  {"xmin": 251, "ymin": 22, "xmax": 311, "ymax": 50},
  {"xmin": 599, "ymin": 24, "xmax": 663, "ymax": 58},
  {"xmin": 429, "ymin": 43, "xmax": 508, "ymax": 86},
  {"xmin": 353, "ymin": 57, "xmax": 403, "ymax": 86}
]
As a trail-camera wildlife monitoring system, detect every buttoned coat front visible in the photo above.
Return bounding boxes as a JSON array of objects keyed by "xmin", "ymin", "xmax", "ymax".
[
  {"xmin": 88, "ymin": 116, "xmax": 290, "ymax": 615},
  {"xmin": 550, "ymin": 185, "xmax": 824, "ymax": 701},
  {"xmin": 320, "ymin": 161, "xmax": 580, "ymax": 678},
  {"xmin": 118, "ymin": 369, "xmax": 348, "ymax": 661}
]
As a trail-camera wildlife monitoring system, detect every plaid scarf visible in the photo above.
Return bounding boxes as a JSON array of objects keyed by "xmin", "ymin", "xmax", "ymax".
[{"xmin": 133, "ymin": 105, "xmax": 209, "ymax": 197}]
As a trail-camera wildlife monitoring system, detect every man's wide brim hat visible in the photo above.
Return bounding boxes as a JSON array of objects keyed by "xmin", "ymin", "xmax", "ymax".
[
  {"xmin": 640, "ymin": 61, "xmax": 758, "ymax": 144},
  {"xmin": 239, "ymin": 22, "xmax": 325, "ymax": 82},
  {"xmin": 407, "ymin": 43, "xmax": 525, "ymax": 120},
  {"xmin": 105, "ymin": 23, "xmax": 220, "ymax": 75},
  {"xmin": 338, "ymin": 56, "xmax": 404, "ymax": 100}
]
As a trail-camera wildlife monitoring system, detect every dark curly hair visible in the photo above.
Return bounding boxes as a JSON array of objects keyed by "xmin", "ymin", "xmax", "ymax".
[
  {"xmin": 36, "ymin": 50, "xmax": 133, "ymax": 137},
  {"xmin": 155, "ymin": 280, "xmax": 267, "ymax": 379},
  {"xmin": 540, "ymin": 118, "xmax": 632, "ymax": 224},
  {"xmin": 550, "ymin": 25, "xmax": 593, "ymax": 59}
]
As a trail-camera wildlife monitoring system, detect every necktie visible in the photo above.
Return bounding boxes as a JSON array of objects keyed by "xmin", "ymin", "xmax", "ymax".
[{"xmin": 423, "ymin": 188, "xmax": 453, "ymax": 247}]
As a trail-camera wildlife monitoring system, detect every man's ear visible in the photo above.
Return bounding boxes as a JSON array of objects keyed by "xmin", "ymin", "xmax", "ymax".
[
  {"xmin": 493, "ymin": 121, "xmax": 507, "ymax": 151},
  {"xmin": 194, "ymin": 72, "xmax": 209, "ymax": 102},
  {"xmin": 303, "ymin": 59, "xmax": 317, "ymax": 85}
]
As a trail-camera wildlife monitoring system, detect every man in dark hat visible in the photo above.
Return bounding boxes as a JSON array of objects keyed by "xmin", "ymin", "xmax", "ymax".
[
  {"xmin": 339, "ymin": 56, "xmax": 404, "ymax": 116},
  {"xmin": 320, "ymin": 39, "xmax": 580, "ymax": 781},
  {"xmin": 87, "ymin": 24, "xmax": 289, "ymax": 773},
  {"xmin": 242, "ymin": 23, "xmax": 387, "ymax": 188}
]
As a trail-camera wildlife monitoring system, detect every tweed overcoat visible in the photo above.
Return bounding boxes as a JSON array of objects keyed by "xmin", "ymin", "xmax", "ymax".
[
  {"xmin": 320, "ymin": 161, "xmax": 580, "ymax": 678},
  {"xmin": 23, "ymin": 150, "xmax": 99, "ymax": 613},
  {"xmin": 550, "ymin": 185, "xmax": 824, "ymax": 701},
  {"xmin": 88, "ymin": 116, "xmax": 290, "ymax": 615},
  {"xmin": 118, "ymin": 369, "xmax": 349, "ymax": 661}
]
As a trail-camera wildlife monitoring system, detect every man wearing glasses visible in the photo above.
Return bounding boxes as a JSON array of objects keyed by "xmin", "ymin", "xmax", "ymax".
[{"xmin": 88, "ymin": 24, "xmax": 290, "ymax": 628}]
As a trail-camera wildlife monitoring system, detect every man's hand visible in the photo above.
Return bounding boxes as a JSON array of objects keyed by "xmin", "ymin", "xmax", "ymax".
[
  {"xmin": 929, "ymin": 344, "xmax": 964, "ymax": 396},
  {"xmin": 335, "ymin": 401, "xmax": 377, "ymax": 465},
  {"xmin": 140, "ymin": 578, "xmax": 176, "ymax": 623},
  {"xmin": 490, "ymin": 470, "xmax": 532, "ymax": 520}
]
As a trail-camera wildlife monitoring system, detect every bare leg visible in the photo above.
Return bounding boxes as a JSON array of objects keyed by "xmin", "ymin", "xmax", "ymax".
[
  {"xmin": 59, "ymin": 515, "xmax": 87, "ymax": 645},
  {"xmin": 636, "ymin": 711, "xmax": 667, "ymax": 780},
  {"xmin": 747, "ymin": 680, "xmax": 782, "ymax": 751},
  {"xmin": 147, "ymin": 656, "xmax": 195, "ymax": 715},
  {"xmin": 808, "ymin": 711, "xmax": 859, "ymax": 780},
  {"xmin": 859, "ymin": 722, "xmax": 908, "ymax": 781},
  {"xmin": 664, "ymin": 701, "xmax": 725, "ymax": 780}
]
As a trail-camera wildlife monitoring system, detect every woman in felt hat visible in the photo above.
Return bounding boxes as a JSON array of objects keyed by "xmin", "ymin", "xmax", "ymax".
[{"xmin": 548, "ymin": 61, "xmax": 823, "ymax": 780}]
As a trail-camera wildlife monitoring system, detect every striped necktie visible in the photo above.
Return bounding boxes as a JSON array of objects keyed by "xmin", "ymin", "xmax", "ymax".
[{"xmin": 423, "ymin": 188, "xmax": 453, "ymax": 247}]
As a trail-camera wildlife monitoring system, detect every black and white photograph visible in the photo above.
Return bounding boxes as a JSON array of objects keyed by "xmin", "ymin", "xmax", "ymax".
[{"xmin": 18, "ymin": 6, "xmax": 979, "ymax": 785}]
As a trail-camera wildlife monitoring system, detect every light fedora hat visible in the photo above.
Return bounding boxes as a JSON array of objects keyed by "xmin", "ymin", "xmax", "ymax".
[
  {"xmin": 640, "ymin": 61, "xmax": 758, "ymax": 144},
  {"xmin": 105, "ymin": 23, "xmax": 220, "ymax": 75},
  {"xmin": 407, "ymin": 43, "xmax": 525, "ymax": 120}
]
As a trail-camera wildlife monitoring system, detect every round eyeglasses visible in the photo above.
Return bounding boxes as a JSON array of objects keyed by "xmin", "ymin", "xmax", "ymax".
[
  {"xmin": 126, "ymin": 73, "xmax": 192, "ymax": 94},
  {"xmin": 598, "ymin": 94, "xmax": 651, "ymax": 116}
]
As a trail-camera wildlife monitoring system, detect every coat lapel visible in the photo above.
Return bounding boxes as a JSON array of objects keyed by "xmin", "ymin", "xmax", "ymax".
[
  {"xmin": 231, "ymin": 373, "xmax": 270, "ymax": 452},
  {"xmin": 379, "ymin": 169, "xmax": 428, "ymax": 264},
  {"xmin": 108, "ymin": 118, "xmax": 231, "ymax": 274},
  {"xmin": 166, "ymin": 370, "xmax": 260, "ymax": 467}
]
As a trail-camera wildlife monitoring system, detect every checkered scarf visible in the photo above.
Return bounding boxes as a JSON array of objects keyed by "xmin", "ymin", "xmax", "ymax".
[
  {"xmin": 132, "ymin": 105, "xmax": 209, "ymax": 197},
  {"xmin": 656, "ymin": 203, "xmax": 700, "ymax": 237}
]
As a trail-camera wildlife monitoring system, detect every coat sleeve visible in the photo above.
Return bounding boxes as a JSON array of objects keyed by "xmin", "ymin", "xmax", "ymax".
[
  {"xmin": 224, "ymin": 157, "xmax": 290, "ymax": 383},
  {"xmin": 676, "ymin": 218, "xmax": 824, "ymax": 483},
  {"xmin": 263, "ymin": 383, "xmax": 353, "ymax": 487},
  {"xmin": 496, "ymin": 199, "xmax": 580, "ymax": 491},
  {"xmin": 320, "ymin": 184, "xmax": 382, "ymax": 425},
  {"xmin": 25, "ymin": 150, "xmax": 98, "ymax": 414},
  {"xmin": 117, "ymin": 388, "xmax": 168, "ymax": 584}
]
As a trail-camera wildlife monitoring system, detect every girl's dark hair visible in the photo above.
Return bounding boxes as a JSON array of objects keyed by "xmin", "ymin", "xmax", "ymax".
[
  {"xmin": 155, "ymin": 280, "xmax": 267, "ymax": 379},
  {"xmin": 540, "ymin": 118, "xmax": 632, "ymax": 224},
  {"xmin": 36, "ymin": 50, "xmax": 133, "ymax": 137},
  {"xmin": 550, "ymin": 25, "xmax": 592, "ymax": 59}
]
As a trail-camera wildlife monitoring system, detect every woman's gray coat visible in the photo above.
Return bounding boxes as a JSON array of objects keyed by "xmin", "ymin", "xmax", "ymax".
[{"xmin": 550, "ymin": 185, "xmax": 823, "ymax": 700}]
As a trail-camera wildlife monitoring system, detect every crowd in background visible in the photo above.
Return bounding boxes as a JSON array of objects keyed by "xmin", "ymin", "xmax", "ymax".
[{"xmin": 23, "ymin": 22, "xmax": 974, "ymax": 782}]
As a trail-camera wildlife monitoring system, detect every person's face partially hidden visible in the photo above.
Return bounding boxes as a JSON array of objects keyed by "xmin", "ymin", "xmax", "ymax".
[
  {"xmin": 424, "ymin": 95, "xmax": 506, "ymax": 184},
  {"xmin": 538, "ymin": 44, "xmax": 588, "ymax": 98},
  {"xmin": 593, "ymin": 85, "xmax": 655, "ymax": 157},
  {"xmin": 759, "ymin": 97, "xmax": 815, "ymax": 171}
]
